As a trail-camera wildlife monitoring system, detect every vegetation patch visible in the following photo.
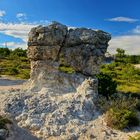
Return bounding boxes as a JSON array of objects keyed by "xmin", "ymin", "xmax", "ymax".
[
  {"xmin": 0, "ymin": 48, "xmax": 30, "ymax": 79},
  {"xmin": 105, "ymin": 108, "xmax": 139, "ymax": 130},
  {"xmin": 59, "ymin": 65, "xmax": 75, "ymax": 74},
  {"xmin": 129, "ymin": 133, "xmax": 140, "ymax": 140},
  {"xmin": 98, "ymin": 95, "xmax": 139, "ymax": 130},
  {"xmin": 101, "ymin": 48, "xmax": 140, "ymax": 93},
  {"xmin": 96, "ymin": 72, "xmax": 117, "ymax": 98}
]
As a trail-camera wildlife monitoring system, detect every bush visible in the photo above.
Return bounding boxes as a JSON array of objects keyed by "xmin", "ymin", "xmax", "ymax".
[
  {"xmin": 0, "ymin": 48, "xmax": 11, "ymax": 58},
  {"xmin": 17, "ymin": 69, "xmax": 30, "ymax": 79},
  {"xmin": 8, "ymin": 67, "xmax": 19, "ymax": 75},
  {"xmin": 96, "ymin": 73, "xmax": 117, "ymax": 98},
  {"xmin": 105, "ymin": 108, "xmax": 139, "ymax": 130},
  {"xmin": 98, "ymin": 95, "xmax": 139, "ymax": 130}
]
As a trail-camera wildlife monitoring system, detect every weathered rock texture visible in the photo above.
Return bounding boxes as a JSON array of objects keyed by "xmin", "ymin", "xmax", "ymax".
[
  {"xmin": 0, "ymin": 22, "xmax": 119, "ymax": 140},
  {"xmin": 27, "ymin": 22, "xmax": 111, "ymax": 92}
]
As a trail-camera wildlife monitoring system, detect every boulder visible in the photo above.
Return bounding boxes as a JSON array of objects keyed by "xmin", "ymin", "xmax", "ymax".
[{"xmin": 27, "ymin": 21, "xmax": 111, "ymax": 91}]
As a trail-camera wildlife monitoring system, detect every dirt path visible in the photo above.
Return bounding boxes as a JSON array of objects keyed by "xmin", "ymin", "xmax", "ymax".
[{"xmin": 0, "ymin": 76, "xmax": 27, "ymax": 91}]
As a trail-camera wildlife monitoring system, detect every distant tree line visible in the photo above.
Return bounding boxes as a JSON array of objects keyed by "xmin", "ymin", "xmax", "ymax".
[
  {"xmin": 115, "ymin": 48, "xmax": 140, "ymax": 64},
  {"xmin": 0, "ymin": 47, "xmax": 27, "ymax": 58}
]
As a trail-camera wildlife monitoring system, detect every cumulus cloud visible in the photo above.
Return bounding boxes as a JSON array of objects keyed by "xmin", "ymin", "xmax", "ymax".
[
  {"xmin": 108, "ymin": 35, "xmax": 140, "ymax": 55},
  {"xmin": 16, "ymin": 13, "xmax": 27, "ymax": 21},
  {"xmin": 106, "ymin": 17, "xmax": 138, "ymax": 23},
  {"xmin": 0, "ymin": 42, "xmax": 27, "ymax": 49},
  {"xmin": 0, "ymin": 22, "xmax": 37, "ymax": 42},
  {"xmin": 0, "ymin": 20, "xmax": 50, "ymax": 42}
]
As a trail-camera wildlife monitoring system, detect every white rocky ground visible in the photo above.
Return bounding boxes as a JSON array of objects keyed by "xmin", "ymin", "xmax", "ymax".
[{"xmin": 0, "ymin": 79, "xmax": 140, "ymax": 140}]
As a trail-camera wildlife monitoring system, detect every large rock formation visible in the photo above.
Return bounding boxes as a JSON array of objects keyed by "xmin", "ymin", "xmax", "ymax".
[
  {"xmin": 0, "ymin": 22, "xmax": 118, "ymax": 140},
  {"xmin": 27, "ymin": 22, "xmax": 111, "ymax": 92}
]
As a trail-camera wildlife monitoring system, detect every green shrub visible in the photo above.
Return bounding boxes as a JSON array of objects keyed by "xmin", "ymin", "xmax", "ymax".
[
  {"xmin": 105, "ymin": 108, "xmax": 139, "ymax": 130},
  {"xmin": 100, "ymin": 62, "xmax": 140, "ymax": 93},
  {"xmin": 96, "ymin": 73, "xmax": 117, "ymax": 98},
  {"xmin": 0, "ymin": 48, "xmax": 11, "ymax": 58},
  {"xmin": 59, "ymin": 65, "xmax": 75, "ymax": 74},
  {"xmin": 8, "ymin": 67, "xmax": 19, "ymax": 75},
  {"xmin": 17, "ymin": 69, "xmax": 30, "ymax": 79},
  {"xmin": 98, "ymin": 95, "xmax": 139, "ymax": 130},
  {"xmin": 98, "ymin": 95, "xmax": 138, "ymax": 112}
]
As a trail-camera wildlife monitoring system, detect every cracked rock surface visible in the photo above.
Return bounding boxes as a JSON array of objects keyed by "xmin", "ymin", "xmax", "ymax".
[
  {"xmin": 0, "ymin": 22, "xmax": 134, "ymax": 140},
  {"xmin": 27, "ymin": 21, "xmax": 111, "ymax": 91}
]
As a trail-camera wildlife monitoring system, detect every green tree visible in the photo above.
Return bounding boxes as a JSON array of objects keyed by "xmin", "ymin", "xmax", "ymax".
[
  {"xmin": 96, "ymin": 73, "xmax": 117, "ymax": 98},
  {"xmin": 0, "ymin": 48, "xmax": 11, "ymax": 58},
  {"xmin": 10, "ymin": 48, "xmax": 27, "ymax": 57},
  {"xmin": 115, "ymin": 48, "xmax": 126, "ymax": 62}
]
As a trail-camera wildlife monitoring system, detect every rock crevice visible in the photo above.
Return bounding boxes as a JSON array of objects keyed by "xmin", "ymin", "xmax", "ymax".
[{"xmin": 27, "ymin": 21, "xmax": 111, "ymax": 92}]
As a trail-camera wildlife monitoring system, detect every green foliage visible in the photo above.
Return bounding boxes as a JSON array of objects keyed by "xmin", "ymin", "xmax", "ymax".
[
  {"xmin": 7, "ymin": 67, "xmax": 19, "ymax": 75},
  {"xmin": 98, "ymin": 95, "xmax": 139, "ymax": 130},
  {"xmin": 10, "ymin": 48, "xmax": 27, "ymax": 58},
  {"xmin": 98, "ymin": 95, "xmax": 138, "ymax": 112},
  {"xmin": 129, "ymin": 133, "xmax": 140, "ymax": 140},
  {"xmin": 0, "ymin": 47, "xmax": 30, "ymax": 79},
  {"xmin": 106, "ymin": 108, "xmax": 139, "ymax": 130},
  {"xmin": 113, "ymin": 48, "xmax": 140, "ymax": 64},
  {"xmin": 0, "ymin": 48, "xmax": 11, "ymax": 58},
  {"xmin": 96, "ymin": 72, "xmax": 117, "ymax": 98},
  {"xmin": 101, "ymin": 62, "xmax": 140, "ymax": 93},
  {"xmin": 59, "ymin": 65, "xmax": 75, "ymax": 74},
  {"xmin": 115, "ymin": 48, "xmax": 126, "ymax": 62},
  {"xmin": 125, "ymin": 55, "xmax": 140, "ymax": 64},
  {"xmin": 17, "ymin": 69, "xmax": 30, "ymax": 79}
]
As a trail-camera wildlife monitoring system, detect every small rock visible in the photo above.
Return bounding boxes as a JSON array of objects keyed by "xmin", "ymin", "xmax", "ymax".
[{"xmin": 0, "ymin": 129, "xmax": 7, "ymax": 137}]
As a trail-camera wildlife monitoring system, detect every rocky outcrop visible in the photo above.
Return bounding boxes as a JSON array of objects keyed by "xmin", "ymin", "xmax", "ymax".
[
  {"xmin": 0, "ymin": 22, "xmax": 114, "ymax": 140},
  {"xmin": 27, "ymin": 22, "xmax": 111, "ymax": 92}
]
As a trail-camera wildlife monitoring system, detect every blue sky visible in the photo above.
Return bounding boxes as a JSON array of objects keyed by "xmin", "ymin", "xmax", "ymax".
[{"xmin": 0, "ymin": 0, "xmax": 140, "ymax": 54}]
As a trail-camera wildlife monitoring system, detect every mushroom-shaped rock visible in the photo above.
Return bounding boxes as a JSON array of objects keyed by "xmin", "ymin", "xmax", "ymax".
[{"xmin": 27, "ymin": 22, "xmax": 111, "ymax": 91}]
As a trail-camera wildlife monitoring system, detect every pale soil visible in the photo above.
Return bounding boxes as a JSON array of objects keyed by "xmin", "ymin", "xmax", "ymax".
[
  {"xmin": 134, "ymin": 64, "xmax": 140, "ymax": 69},
  {"xmin": 0, "ymin": 75, "xmax": 27, "ymax": 91}
]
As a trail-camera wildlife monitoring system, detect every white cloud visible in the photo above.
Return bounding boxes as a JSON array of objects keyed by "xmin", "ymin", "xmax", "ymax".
[
  {"xmin": 108, "ymin": 35, "xmax": 140, "ymax": 55},
  {"xmin": 106, "ymin": 17, "xmax": 138, "ymax": 23},
  {"xmin": 16, "ymin": 13, "xmax": 26, "ymax": 21},
  {"xmin": 0, "ymin": 42, "xmax": 27, "ymax": 49},
  {"xmin": 0, "ymin": 10, "xmax": 6, "ymax": 17},
  {"xmin": 0, "ymin": 21, "xmax": 50, "ymax": 49},
  {"xmin": 132, "ymin": 25, "xmax": 140, "ymax": 34},
  {"xmin": 0, "ymin": 22, "xmax": 37, "ymax": 42},
  {"xmin": 0, "ymin": 20, "xmax": 50, "ymax": 42}
]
